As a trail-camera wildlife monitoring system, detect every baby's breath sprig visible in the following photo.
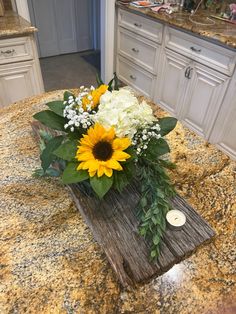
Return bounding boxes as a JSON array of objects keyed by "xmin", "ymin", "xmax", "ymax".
[
  {"xmin": 132, "ymin": 122, "xmax": 162, "ymax": 156},
  {"xmin": 63, "ymin": 85, "xmax": 99, "ymax": 132}
]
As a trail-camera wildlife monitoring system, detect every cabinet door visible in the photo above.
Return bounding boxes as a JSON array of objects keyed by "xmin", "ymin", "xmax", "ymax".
[
  {"xmin": 155, "ymin": 49, "xmax": 190, "ymax": 116},
  {"xmin": 209, "ymin": 73, "xmax": 236, "ymax": 160},
  {"xmin": 0, "ymin": 61, "xmax": 38, "ymax": 107},
  {"xmin": 180, "ymin": 63, "xmax": 230, "ymax": 139}
]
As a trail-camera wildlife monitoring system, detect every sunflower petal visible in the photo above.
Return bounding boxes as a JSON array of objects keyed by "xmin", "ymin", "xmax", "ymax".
[
  {"xmin": 76, "ymin": 152, "xmax": 94, "ymax": 161},
  {"xmin": 112, "ymin": 150, "xmax": 131, "ymax": 161},
  {"xmin": 112, "ymin": 138, "xmax": 131, "ymax": 151},
  {"xmin": 101, "ymin": 127, "xmax": 115, "ymax": 142},
  {"xmin": 104, "ymin": 167, "xmax": 113, "ymax": 177},
  {"xmin": 97, "ymin": 165, "xmax": 105, "ymax": 177},
  {"xmin": 89, "ymin": 170, "xmax": 96, "ymax": 177},
  {"xmin": 77, "ymin": 163, "xmax": 84, "ymax": 170},
  {"xmin": 106, "ymin": 159, "xmax": 123, "ymax": 171}
]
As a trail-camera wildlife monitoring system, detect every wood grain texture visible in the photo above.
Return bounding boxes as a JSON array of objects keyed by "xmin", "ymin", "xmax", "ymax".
[{"xmin": 31, "ymin": 121, "xmax": 215, "ymax": 287}]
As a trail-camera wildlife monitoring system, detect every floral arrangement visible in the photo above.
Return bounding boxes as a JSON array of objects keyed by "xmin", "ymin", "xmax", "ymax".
[{"xmin": 33, "ymin": 74, "xmax": 177, "ymax": 259}]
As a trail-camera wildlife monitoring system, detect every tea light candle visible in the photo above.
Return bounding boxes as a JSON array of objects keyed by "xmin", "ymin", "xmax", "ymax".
[{"xmin": 166, "ymin": 210, "xmax": 186, "ymax": 230}]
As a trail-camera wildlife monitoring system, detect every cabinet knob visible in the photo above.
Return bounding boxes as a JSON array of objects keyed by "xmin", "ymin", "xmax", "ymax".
[
  {"xmin": 131, "ymin": 47, "xmax": 139, "ymax": 53},
  {"xmin": 134, "ymin": 23, "xmax": 142, "ymax": 27},
  {"xmin": 190, "ymin": 46, "xmax": 201, "ymax": 53},
  {"xmin": 130, "ymin": 74, "xmax": 137, "ymax": 80},
  {"xmin": 1, "ymin": 49, "xmax": 15, "ymax": 56}
]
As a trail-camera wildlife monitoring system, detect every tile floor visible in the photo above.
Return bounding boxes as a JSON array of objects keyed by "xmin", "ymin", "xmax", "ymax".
[{"xmin": 40, "ymin": 50, "xmax": 101, "ymax": 92}]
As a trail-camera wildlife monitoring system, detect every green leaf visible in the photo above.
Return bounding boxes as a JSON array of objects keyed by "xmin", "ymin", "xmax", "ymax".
[
  {"xmin": 113, "ymin": 72, "xmax": 119, "ymax": 90},
  {"xmin": 159, "ymin": 159, "xmax": 177, "ymax": 169},
  {"xmin": 53, "ymin": 140, "xmax": 78, "ymax": 161},
  {"xmin": 159, "ymin": 117, "xmax": 177, "ymax": 137},
  {"xmin": 90, "ymin": 175, "xmax": 113, "ymax": 199},
  {"xmin": 151, "ymin": 250, "xmax": 157, "ymax": 258},
  {"xmin": 46, "ymin": 100, "xmax": 65, "ymax": 117},
  {"xmin": 33, "ymin": 167, "xmax": 61, "ymax": 178},
  {"xmin": 33, "ymin": 110, "xmax": 66, "ymax": 131},
  {"xmin": 108, "ymin": 77, "xmax": 114, "ymax": 91},
  {"xmin": 113, "ymin": 171, "xmax": 129, "ymax": 193},
  {"xmin": 40, "ymin": 136, "xmax": 64, "ymax": 171},
  {"xmin": 147, "ymin": 138, "xmax": 170, "ymax": 159},
  {"xmin": 62, "ymin": 162, "xmax": 89, "ymax": 184},
  {"xmin": 64, "ymin": 91, "xmax": 74, "ymax": 101},
  {"xmin": 153, "ymin": 234, "xmax": 160, "ymax": 246}
]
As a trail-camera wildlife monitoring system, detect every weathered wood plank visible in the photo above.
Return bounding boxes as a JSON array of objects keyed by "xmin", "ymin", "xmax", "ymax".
[{"xmin": 31, "ymin": 121, "xmax": 215, "ymax": 287}]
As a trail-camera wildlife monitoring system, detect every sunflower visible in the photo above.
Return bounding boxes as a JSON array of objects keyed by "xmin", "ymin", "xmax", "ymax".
[
  {"xmin": 82, "ymin": 85, "xmax": 108, "ymax": 111},
  {"xmin": 76, "ymin": 123, "xmax": 131, "ymax": 177}
]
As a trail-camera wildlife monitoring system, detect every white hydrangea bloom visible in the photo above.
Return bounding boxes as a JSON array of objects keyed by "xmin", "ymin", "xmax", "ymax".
[{"xmin": 93, "ymin": 89, "xmax": 156, "ymax": 139}]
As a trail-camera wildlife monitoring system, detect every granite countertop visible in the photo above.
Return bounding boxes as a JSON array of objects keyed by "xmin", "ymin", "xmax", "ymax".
[
  {"xmin": 0, "ymin": 11, "xmax": 37, "ymax": 39},
  {"xmin": 0, "ymin": 91, "xmax": 235, "ymax": 313},
  {"xmin": 117, "ymin": 2, "xmax": 236, "ymax": 50}
]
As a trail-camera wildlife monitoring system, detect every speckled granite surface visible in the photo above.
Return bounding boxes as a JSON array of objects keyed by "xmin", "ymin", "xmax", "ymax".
[
  {"xmin": 0, "ymin": 91, "xmax": 235, "ymax": 313},
  {"xmin": 117, "ymin": 2, "xmax": 236, "ymax": 49},
  {"xmin": 0, "ymin": 11, "xmax": 36, "ymax": 39}
]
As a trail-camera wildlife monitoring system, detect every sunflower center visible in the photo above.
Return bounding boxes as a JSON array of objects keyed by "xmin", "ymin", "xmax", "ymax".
[{"xmin": 92, "ymin": 141, "xmax": 113, "ymax": 161}]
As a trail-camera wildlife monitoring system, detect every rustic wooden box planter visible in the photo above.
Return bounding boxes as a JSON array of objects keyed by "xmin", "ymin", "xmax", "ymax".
[{"xmin": 32, "ymin": 122, "xmax": 215, "ymax": 287}]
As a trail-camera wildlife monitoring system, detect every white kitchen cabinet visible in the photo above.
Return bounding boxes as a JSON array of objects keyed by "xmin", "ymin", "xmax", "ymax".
[
  {"xmin": 116, "ymin": 8, "xmax": 236, "ymax": 159},
  {"xmin": 117, "ymin": 9, "xmax": 163, "ymax": 98},
  {"xmin": 156, "ymin": 49, "xmax": 190, "ymax": 116},
  {"xmin": 209, "ymin": 71, "xmax": 236, "ymax": 160},
  {"xmin": 117, "ymin": 55, "xmax": 156, "ymax": 98},
  {"xmin": 179, "ymin": 62, "xmax": 230, "ymax": 139},
  {"xmin": 0, "ymin": 60, "xmax": 40, "ymax": 106},
  {"xmin": 156, "ymin": 49, "xmax": 230, "ymax": 139},
  {"xmin": 0, "ymin": 35, "xmax": 44, "ymax": 108}
]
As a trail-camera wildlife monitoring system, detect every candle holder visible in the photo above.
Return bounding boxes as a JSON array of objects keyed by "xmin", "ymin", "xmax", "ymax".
[{"xmin": 166, "ymin": 209, "xmax": 186, "ymax": 230}]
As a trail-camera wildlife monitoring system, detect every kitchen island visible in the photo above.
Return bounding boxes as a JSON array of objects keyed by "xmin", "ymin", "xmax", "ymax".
[{"xmin": 0, "ymin": 91, "xmax": 235, "ymax": 313}]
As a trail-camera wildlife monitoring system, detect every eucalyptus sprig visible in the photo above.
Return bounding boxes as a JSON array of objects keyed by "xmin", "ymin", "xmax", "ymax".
[{"xmin": 137, "ymin": 157, "xmax": 176, "ymax": 259}]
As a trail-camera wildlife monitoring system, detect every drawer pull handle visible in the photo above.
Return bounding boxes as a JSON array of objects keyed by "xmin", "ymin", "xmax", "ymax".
[
  {"xmin": 190, "ymin": 46, "xmax": 201, "ymax": 53},
  {"xmin": 187, "ymin": 67, "xmax": 193, "ymax": 79},
  {"xmin": 185, "ymin": 66, "xmax": 190, "ymax": 78},
  {"xmin": 134, "ymin": 23, "xmax": 142, "ymax": 27},
  {"xmin": 130, "ymin": 75, "xmax": 137, "ymax": 80},
  {"xmin": 1, "ymin": 49, "xmax": 15, "ymax": 56},
  {"xmin": 132, "ymin": 48, "xmax": 139, "ymax": 53},
  {"xmin": 185, "ymin": 66, "xmax": 193, "ymax": 79}
]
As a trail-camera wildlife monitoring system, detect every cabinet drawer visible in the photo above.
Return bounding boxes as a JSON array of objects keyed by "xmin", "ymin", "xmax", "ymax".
[
  {"xmin": 165, "ymin": 27, "xmax": 236, "ymax": 76},
  {"xmin": 0, "ymin": 36, "xmax": 34, "ymax": 65},
  {"xmin": 118, "ymin": 28, "xmax": 159, "ymax": 73},
  {"xmin": 118, "ymin": 9, "xmax": 163, "ymax": 44},
  {"xmin": 117, "ymin": 56, "xmax": 156, "ymax": 97}
]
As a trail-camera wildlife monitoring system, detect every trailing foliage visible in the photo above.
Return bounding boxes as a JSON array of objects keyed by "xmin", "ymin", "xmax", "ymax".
[{"xmin": 136, "ymin": 157, "xmax": 176, "ymax": 260}]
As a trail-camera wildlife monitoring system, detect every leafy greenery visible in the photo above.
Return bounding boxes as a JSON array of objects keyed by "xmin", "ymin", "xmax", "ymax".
[
  {"xmin": 64, "ymin": 91, "xmax": 74, "ymax": 101},
  {"xmin": 53, "ymin": 140, "xmax": 78, "ymax": 161},
  {"xmin": 33, "ymin": 167, "xmax": 61, "ymax": 178},
  {"xmin": 90, "ymin": 175, "xmax": 113, "ymax": 199},
  {"xmin": 62, "ymin": 162, "xmax": 89, "ymax": 184},
  {"xmin": 46, "ymin": 100, "xmax": 65, "ymax": 117},
  {"xmin": 146, "ymin": 138, "xmax": 170, "ymax": 159},
  {"xmin": 158, "ymin": 117, "xmax": 177, "ymax": 137},
  {"xmin": 40, "ymin": 136, "xmax": 64, "ymax": 171},
  {"xmin": 136, "ymin": 157, "xmax": 176, "ymax": 260},
  {"xmin": 33, "ymin": 110, "xmax": 67, "ymax": 131}
]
